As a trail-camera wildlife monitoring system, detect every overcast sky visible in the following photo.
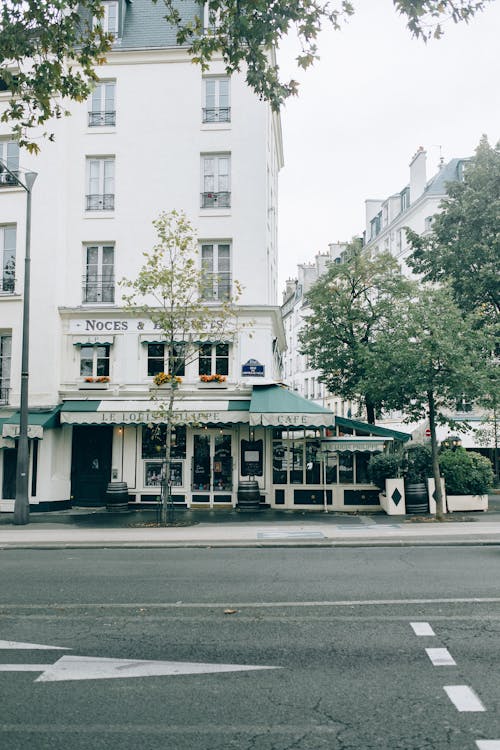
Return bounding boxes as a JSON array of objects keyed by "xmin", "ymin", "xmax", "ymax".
[{"xmin": 276, "ymin": 0, "xmax": 500, "ymax": 289}]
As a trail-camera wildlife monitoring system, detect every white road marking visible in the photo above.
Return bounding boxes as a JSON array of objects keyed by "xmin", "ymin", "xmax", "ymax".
[
  {"xmin": 426, "ymin": 648, "xmax": 456, "ymax": 666},
  {"xmin": 0, "ymin": 640, "xmax": 68, "ymax": 650},
  {"xmin": 410, "ymin": 622, "xmax": 435, "ymax": 636},
  {"xmin": 476, "ymin": 742, "xmax": 500, "ymax": 749},
  {"xmin": 0, "ymin": 664, "xmax": 51, "ymax": 672},
  {"xmin": 257, "ymin": 531, "xmax": 325, "ymax": 539},
  {"xmin": 35, "ymin": 655, "xmax": 279, "ymax": 682},
  {"xmin": 444, "ymin": 685, "xmax": 486, "ymax": 712}
]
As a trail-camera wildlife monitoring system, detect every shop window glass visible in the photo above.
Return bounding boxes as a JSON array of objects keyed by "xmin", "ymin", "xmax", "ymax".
[
  {"xmin": 305, "ymin": 440, "xmax": 321, "ymax": 484},
  {"xmin": 355, "ymin": 452, "xmax": 371, "ymax": 484},
  {"xmin": 141, "ymin": 425, "xmax": 186, "ymax": 460},
  {"xmin": 338, "ymin": 452, "xmax": 354, "ymax": 484},
  {"xmin": 272, "ymin": 441, "xmax": 287, "ymax": 484}
]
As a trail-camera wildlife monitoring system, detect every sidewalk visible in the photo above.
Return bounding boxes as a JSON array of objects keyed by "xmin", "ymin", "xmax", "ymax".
[{"xmin": 1, "ymin": 496, "xmax": 500, "ymax": 548}]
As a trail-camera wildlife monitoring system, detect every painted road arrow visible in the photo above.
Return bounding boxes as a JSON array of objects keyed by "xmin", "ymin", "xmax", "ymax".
[{"xmin": 0, "ymin": 655, "xmax": 279, "ymax": 682}]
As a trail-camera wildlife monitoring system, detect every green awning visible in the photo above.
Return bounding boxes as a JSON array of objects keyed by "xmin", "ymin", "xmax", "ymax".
[
  {"xmin": 335, "ymin": 416, "xmax": 412, "ymax": 442},
  {"xmin": 60, "ymin": 399, "xmax": 249, "ymax": 426},
  {"xmin": 249, "ymin": 384, "xmax": 335, "ymax": 427},
  {"xmin": 2, "ymin": 405, "xmax": 61, "ymax": 439}
]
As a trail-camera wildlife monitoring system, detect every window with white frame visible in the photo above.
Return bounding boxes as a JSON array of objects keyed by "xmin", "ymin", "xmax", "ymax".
[
  {"xmin": 203, "ymin": 77, "xmax": 230, "ymax": 123},
  {"xmin": 80, "ymin": 344, "xmax": 110, "ymax": 378},
  {"xmin": 83, "ymin": 244, "xmax": 114, "ymax": 303},
  {"xmin": 199, "ymin": 343, "xmax": 229, "ymax": 377},
  {"xmin": 400, "ymin": 187, "xmax": 410, "ymax": 212},
  {"xmin": 86, "ymin": 157, "xmax": 115, "ymax": 210},
  {"xmin": 0, "ymin": 334, "xmax": 11, "ymax": 404},
  {"xmin": 88, "ymin": 81, "xmax": 116, "ymax": 127},
  {"xmin": 0, "ymin": 225, "xmax": 16, "ymax": 293},
  {"xmin": 200, "ymin": 242, "xmax": 231, "ymax": 300},
  {"xmin": 0, "ymin": 139, "xmax": 19, "ymax": 185},
  {"xmin": 94, "ymin": 1, "xmax": 119, "ymax": 36},
  {"xmin": 147, "ymin": 343, "xmax": 186, "ymax": 377},
  {"xmin": 201, "ymin": 154, "xmax": 230, "ymax": 208}
]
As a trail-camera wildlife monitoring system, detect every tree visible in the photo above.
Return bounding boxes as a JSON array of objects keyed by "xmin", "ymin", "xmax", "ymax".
[
  {"xmin": 367, "ymin": 286, "xmax": 491, "ymax": 518},
  {"xmin": 0, "ymin": 0, "xmax": 493, "ymax": 150},
  {"xmin": 120, "ymin": 210, "xmax": 241, "ymax": 525},
  {"xmin": 299, "ymin": 242, "xmax": 413, "ymax": 424},
  {"xmin": 407, "ymin": 136, "xmax": 500, "ymax": 324}
]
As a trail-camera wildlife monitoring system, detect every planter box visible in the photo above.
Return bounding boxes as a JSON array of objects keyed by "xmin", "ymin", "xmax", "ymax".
[
  {"xmin": 197, "ymin": 382, "xmax": 228, "ymax": 389},
  {"xmin": 447, "ymin": 494, "xmax": 488, "ymax": 512},
  {"xmin": 380, "ymin": 478, "xmax": 406, "ymax": 515},
  {"xmin": 78, "ymin": 382, "xmax": 109, "ymax": 390}
]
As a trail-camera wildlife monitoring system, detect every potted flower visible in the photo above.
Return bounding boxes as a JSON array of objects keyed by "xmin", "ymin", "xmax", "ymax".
[
  {"xmin": 199, "ymin": 374, "xmax": 227, "ymax": 385},
  {"xmin": 80, "ymin": 375, "xmax": 110, "ymax": 389},
  {"xmin": 439, "ymin": 447, "xmax": 493, "ymax": 511},
  {"xmin": 153, "ymin": 372, "xmax": 182, "ymax": 387}
]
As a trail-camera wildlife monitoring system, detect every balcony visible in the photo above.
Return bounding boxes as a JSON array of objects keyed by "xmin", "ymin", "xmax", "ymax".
[
  {"xmin": 200, "ymin": 272, "xmax": 231, "ymax": 301},
  {"xmin": 82, "ymin": 275, "xmax": 115, "ymax": 304},
  {"xmin": 0, "ymin": 273, "xmax": 15, "ymax": 293},
  {"xmin": 86, "ymin": 193, "xmax": 115, "ymax": 211},
  {"xmin": 202, "ymin": 107, "xmax": 231, "ymax": 123},
  {"xmin": 0, "ymin": 169, "xmax": 20, "ymax": 187},
  {"xmin": 0, "ymin": 384, "xmax": 10, "ymax": 405},
  {"xmin": 88, "ymin": 111, "xmax": 116, "ymax": 127},
  {"xmin": 201, "ymin": 191, "xmax": 230, "ymax": 209}
]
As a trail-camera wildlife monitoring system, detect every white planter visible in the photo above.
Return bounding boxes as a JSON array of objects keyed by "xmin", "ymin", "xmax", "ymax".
[
  {"xmin": 78, "ymin": 382, "xmax": 109, "ymax": 390},
  {"xmin": 447, "ymin": 494, "xmax": 488, "ymax": 512},
  {"xmin": 382, "ymin": 478, "xmax": 406, "ymax": 515}
]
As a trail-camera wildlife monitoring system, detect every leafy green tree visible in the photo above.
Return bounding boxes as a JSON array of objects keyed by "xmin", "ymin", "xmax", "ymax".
[
  {"xmin": 121, "ymin": 210, "xmax": 241, "ymax": 525},
  {"xmin": 408, "ymin": 136, "xmax": 500, "ymax": 323},
  {"xmin": 299, "ymin": 242, "xmax": 413, "ymax": 424},
  {"xmin": 0, "ymin": 0, "xmax": 493, "ymax": 150},
  {"xmin": 368, "ymin": 286, "xmax": 490, "ymax": 518}
]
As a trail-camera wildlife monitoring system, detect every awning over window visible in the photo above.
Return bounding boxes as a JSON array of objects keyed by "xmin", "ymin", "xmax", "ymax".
[
  {"xmin": 249, "ymin": 384, "xmax": 335, "ymax": 428},
  {"xmin": 72, "ymin": 335, "xmax": 115, "ymax": 346},
  {"xmin": 60, "ymin": 399, "xmax": 250, "ymax": 426},
  {"xmin": 321, "ymin": 437, "xmax": 389, "ymax": 453},
  {"xmin": 2, "ymin": 405, "xmax": 61, "ymax": 439}
]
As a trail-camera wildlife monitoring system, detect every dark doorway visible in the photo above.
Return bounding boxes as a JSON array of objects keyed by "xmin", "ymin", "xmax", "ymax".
[
  {"xmin": 71, "ymin": 426, "xmax": 112, "ymax": 506},
  {"xmin": 2, "ymin": 446, "xmax": 17, "ymax": 499}
]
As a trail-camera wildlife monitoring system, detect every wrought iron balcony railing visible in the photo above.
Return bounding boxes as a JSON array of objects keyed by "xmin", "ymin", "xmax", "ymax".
[
  {"xmin": 200, "ymin": 272, "xmax": 231, "ymax": 301},
  {"xmin": 0, "ymin": 384, "xmax": 10, "ymax": 405},
  {"xmin": 88, "ymin": 111, "xmax": 116, "ymax": 127},
  {"xmin": 82, "ymin": 275, "xmax": 115, "ymax": 304},
  {"xmin": 0, "ymin": 169, "xmax": 20, "ymax": 187},
  {"xmin": 202, "ymin": 107, "xmax": 231, "ymax": 123},
  {"xmin": 86, "ymin": 193, "xmax": 115, "ymax": 211},
  {"xmin": 201, "ymin": 191, "xmax": 231, "ymax": 209},
  {"xmin": 0, "ymin": 274, "xmax": 15, "ymax": 293}
]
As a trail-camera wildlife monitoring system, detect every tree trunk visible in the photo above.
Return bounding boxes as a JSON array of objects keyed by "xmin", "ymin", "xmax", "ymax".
[
  {"xmin": 365, "ymin": 399, "xmax": 375, "ymax": 425},
  {"xmin": 428, "ymin": 390, "xmax": 445, "ymax": 520},
  {"xmin": 160, "ymin": 384, "xmax": 177, "ymax": 526}
]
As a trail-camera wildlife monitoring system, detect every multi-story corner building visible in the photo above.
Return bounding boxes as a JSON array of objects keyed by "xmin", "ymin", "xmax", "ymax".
[{"xmin": 0, "ymin": 0, "xmax": 289, "ymax": 511}]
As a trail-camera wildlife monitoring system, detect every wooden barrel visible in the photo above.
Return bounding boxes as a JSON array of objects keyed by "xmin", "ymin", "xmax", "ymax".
[
  {"xmin": 236, "ymin": 480, "xmax": 262, "ymax": 511},
  {"xmin": 105, "ymin": 482, "xmax": 130, "ymax": 513},
  {"xmin": 405, "ymin": 481, "xmax": 429, "ymax": 514}
]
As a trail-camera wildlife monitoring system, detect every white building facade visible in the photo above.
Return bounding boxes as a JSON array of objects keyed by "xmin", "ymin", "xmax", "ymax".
[{"xmin": 0, "ymin": 0, "xmax": 290, "ymax": 511}]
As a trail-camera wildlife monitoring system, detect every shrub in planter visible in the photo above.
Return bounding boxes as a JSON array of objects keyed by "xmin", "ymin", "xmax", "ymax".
[
  {"xmin": 367, "ymin": 452, "xmax": 402, "ymax": 491},
  {"xmin": 439, "ymin": 448, "xmax": 494, "ymax": 496},
  {"xmin": 403, "ymin": 444, "xmax": 433, "ymax": 484}
]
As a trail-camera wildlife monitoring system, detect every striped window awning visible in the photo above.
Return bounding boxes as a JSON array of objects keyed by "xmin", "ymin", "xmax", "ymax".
[{"xmin": 60, "ymin": 399, "xmax": 250, "ymax": 426}]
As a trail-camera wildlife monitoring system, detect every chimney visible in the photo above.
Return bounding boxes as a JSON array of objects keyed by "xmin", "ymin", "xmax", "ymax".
[{"xmin": 409, "ymin": 147, "xmax": 427, "ymax": 201}]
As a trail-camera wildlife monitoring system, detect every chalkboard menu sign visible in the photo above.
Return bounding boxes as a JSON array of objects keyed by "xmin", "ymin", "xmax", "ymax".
[{"xmin": 241, "ymin": 439, "xmax": 263, "ymax": 477}]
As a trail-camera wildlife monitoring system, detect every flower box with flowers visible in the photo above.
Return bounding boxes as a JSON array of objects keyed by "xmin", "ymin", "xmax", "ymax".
[
  {"xmin": 79, "ymin": 376, "xmax": 110, "ymax": 390},
  {"xmin": 198, "ymin": 374, "xmax": 228, "ymax": 388},
  {"xmin": 151, "ymin": 372, "xmax": 183, "ymax": 389}
]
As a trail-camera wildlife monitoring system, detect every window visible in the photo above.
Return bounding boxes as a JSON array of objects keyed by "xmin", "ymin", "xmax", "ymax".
[
  {"xmin": 200, "ymin": 242, "xmax": 231, "ymax": 300},
  {"xmin": 0, "ymin": 140, "xmax": 19, "ymax": 186},
  {"xmin": 147, "ymin": 343, "xmax": 185, "ymax": 377},
  {"xmin": 424, "ymin": 215, "xmax": 434, "ymax": 232},
  {"xmin": 201, "ymin": 154, "xmax": 230, "ymax": 208},
  {"xmin": 0, "ymin": 226, "xmax": 16, "ymax": 293},
  {"xmin": 83, "ymin": 244, "xmax": 114, "ymax": 303},
  {"xmin": 86, "ymin": 157, "xmax": 115, "ymax": 210},
  {"xmin": 94, "ymin": 1, "xmax": 119, "ymax": 36},
  {"xmin": 400, "ymin": 187, "xmax": 410, "ymax": 212},
  {"xmin": 142, "ymin": 425, "xmax": 186, "ymax": 460},
  {"xmin": 80, "ymin": 344, "xmax": 110, "ymax": 378},
  {"xmin": 88, "ymin": 81, "xmax": 116, "ymax": 126},
  {"xmin": 456, "ymin": 396, "xmax": 473, "ymax": 413},
  {"xmin": 203, "ymin": 77, "xmax": 230, "ymax": 123},
  {"xmin": 0, "ymin": 334, "xmax": 11, "ymax": 404},
  {"xmin": 199, "ymin": 343, "xmax": 229, "ymax": 377}
]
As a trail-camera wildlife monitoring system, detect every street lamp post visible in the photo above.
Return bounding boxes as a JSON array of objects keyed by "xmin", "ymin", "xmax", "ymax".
[{"xmin": 0, "ymin": 161, "xmax": 38, "ymax": 525}]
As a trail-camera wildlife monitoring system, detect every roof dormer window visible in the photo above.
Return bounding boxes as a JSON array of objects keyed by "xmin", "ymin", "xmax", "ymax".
[{"xmin": 94, "ymin": 1, "xmax": 119, "ymax": 38}]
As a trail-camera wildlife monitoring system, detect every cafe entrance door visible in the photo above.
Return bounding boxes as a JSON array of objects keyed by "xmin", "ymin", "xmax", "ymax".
[{"xmin": 191, "ymin": 430, "xmax": 234, "ymax": 507}]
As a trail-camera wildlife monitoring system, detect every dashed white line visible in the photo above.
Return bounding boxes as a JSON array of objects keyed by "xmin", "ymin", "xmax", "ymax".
[
  {"xmin": 444, "ymin": 685, "xmax": 485, "ymax": 712},
  {"xmin": 410, "ymin": 622, "xmax": 435, "ymax": 636},
  {"xmin": 426, "ymin": 648, "xmax": 456, "ymax": 666},
  {"xmin": 476, "ymin": 742, "xmax": 500, "ymax": 749}
]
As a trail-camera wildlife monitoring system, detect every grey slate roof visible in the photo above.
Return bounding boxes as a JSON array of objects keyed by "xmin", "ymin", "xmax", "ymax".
[
  {"xmin": 119, "ymin": 0, "xmax": 201, "ymax": 50},
  {"xmin": 424, "ymin": 158, "xmax": 467, "ymax": 195}
]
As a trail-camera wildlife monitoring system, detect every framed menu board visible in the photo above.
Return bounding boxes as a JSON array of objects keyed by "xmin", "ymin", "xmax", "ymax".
[{"xmin": 240, "ymin": 439, "xmax": 263, "ymax": 477}]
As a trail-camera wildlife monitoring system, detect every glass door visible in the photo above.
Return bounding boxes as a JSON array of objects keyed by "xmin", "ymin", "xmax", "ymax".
[{"xmin": 192, "ymin": 430, "xmax": 233, "ymax": 506}]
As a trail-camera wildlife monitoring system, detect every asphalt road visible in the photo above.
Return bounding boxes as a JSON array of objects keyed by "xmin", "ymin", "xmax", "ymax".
[{"xmin": 1, "ymin": 547, "xmax": 500, "ymax": 749}]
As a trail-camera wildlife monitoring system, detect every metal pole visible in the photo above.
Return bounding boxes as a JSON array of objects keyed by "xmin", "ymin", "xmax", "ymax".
[{"xmin": 13, "ymin": 177, "xmax": 35, "ymax": 525}]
